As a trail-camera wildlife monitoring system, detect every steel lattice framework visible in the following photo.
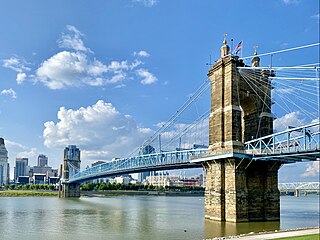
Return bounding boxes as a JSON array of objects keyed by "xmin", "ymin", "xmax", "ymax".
[
  {"xmin": 278, "ymin": 182, "xmax": 320, "ymax": 191},
  {"xmin": 244, "ymin": 122, "xmax": 320, "ymax": 161},
  {"xmin": 66, "ymin": 123, "xmax": 320, "ymax": 183},
  {"xmin": 66, "ymin": 148, "xmax": 207, "ymax": 183}
]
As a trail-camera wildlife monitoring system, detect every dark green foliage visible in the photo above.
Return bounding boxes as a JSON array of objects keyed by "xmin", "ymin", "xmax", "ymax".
[{"xmin": 80, "ymin": 182, "xmax": 204, "ymax": 192}]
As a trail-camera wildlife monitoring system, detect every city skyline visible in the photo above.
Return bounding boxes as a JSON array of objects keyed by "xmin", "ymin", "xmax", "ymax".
[{"xmin": 0, "ymin": 0, "xmax": 319, "ymax": 181}]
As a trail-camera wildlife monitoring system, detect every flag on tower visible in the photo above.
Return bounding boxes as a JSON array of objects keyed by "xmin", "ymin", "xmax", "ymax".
[{"xmin": 232, "ymin": 41, "xmax": 242, "ymax": 55}]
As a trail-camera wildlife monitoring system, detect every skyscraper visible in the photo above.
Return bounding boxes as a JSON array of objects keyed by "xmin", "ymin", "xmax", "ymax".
[
  {"xmin": 14, "ymin": 158, "xmax": 29, "ymax": 182},
  {"xmin": 0, "ymin": 137, "xmax": 8, "ymax": 185},
  {"xmin": 37, "ymin": 154, "xmax": 48, "ymax": 167},
  {"xmin": 138, "ymin": 145, "xmax": 155, "ymax": 182},
  {"xmin": 63, "ymin": 145, "xmax": 81, "ymax": 180}
]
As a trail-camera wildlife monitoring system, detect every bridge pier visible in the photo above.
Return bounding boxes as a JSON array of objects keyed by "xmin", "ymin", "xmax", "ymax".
[
  {"xmin": 59, "ymin": 183, "xmax": 80, "ymax": 198},
  {"xmin": 202, "ymin": 38, "xmax": 279, "ymax": 222},
  {"xmin": 204, "ymin": 158, "xmax": 280, "ymax": 222}
]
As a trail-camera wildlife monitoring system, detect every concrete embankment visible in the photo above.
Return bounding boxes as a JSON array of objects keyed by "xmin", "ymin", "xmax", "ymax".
[{"xmin": 214, "ymin": 228, "xmax": 319, "ymax": 240}]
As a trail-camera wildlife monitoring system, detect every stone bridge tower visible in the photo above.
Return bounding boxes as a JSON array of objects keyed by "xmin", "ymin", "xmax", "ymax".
[
  {"xmin": 203, "ymin": 39, "xmax": 280, "ymax": 222},
  {"xmin": 59, "ymin": 145, "xmax": 81, "ymax": 198}
]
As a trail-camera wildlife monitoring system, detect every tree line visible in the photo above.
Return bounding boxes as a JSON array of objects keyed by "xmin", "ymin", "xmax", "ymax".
[
  {"xmin": 2, "ymin": 184, "xmax": 55, "ymax": 191},
  {"xmin": 1, "ymin": 182, "xmax": 204, "ymax": 192},
  {"xmin": 80, "ymin": 182, "xmax": 204, "ymax": 192}
]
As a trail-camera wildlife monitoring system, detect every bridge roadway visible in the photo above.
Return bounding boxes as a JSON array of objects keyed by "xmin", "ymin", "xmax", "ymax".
[{"xmin": 66, "ymin": 122, "xmax": 320, "ymax": 184}]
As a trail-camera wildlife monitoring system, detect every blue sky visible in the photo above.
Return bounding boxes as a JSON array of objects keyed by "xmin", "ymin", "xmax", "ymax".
[{"xmin": 0, "ymin": 0, "xmax": 319, "ymax": 181}]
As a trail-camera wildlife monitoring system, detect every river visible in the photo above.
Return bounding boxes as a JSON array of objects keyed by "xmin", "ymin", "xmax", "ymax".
[{"xmin": 0, "ymin": 195, "xmax": 318, "ymax": 240}]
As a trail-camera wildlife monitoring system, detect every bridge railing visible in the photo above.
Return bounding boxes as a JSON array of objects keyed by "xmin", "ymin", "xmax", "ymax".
[
  {"xmin": 244, "ymin": 122, "xmax": 320, "ymax": 156},
  {"xmin": 68, "ymin": 148, "xmax": 207, "ymax": 182}
]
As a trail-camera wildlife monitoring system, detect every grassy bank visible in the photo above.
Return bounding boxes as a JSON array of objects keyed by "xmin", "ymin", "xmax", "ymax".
[
  {"xmin": 0, "ymin": 190, "xmax": 58, "ymax": 197},
  {"xmin": 277, "ymin": 234, "xmax": 320, "ymax": 240}
]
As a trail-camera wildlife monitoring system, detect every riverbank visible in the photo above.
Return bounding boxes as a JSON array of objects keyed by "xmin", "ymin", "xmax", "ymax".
[
  {"xmin": 0, "ymin": 189, "xmax": 204, "ymax": 197},
  {"xmin": 0, "ymin": 190, "xmax": 58, "ymax": 197},
  {"xmin": 218, "ymin": 228, "xmax": 319, "ymax": 239},
  {"xmin": 82, "ymin": 189, "xmax": 204, "ymax": 197}
]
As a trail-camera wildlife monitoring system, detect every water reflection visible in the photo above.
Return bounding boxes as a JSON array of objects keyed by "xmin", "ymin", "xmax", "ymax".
[
  {"xmin": 0, "ymin": 195, "xmax": 318, "ymax": 240},
  {"xmin": 204, "ymin": 220, "xmax": 280, "ymax": 238}
]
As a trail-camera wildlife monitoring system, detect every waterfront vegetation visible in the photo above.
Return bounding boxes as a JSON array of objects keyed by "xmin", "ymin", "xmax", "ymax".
[
  {"xmin": 0, "ymin": 182, "xmax": 204, "ymax": 197},
  {"xmin": 0, "ymin": 190, "xmax": 58, "ymax": 197},
  {"xmin": 1, "ymin": 183, "xmax": 55, "ymax": 191},
  {"xmin": 80, "ymin": 182, "xmax": 204, "ymax": 192}
]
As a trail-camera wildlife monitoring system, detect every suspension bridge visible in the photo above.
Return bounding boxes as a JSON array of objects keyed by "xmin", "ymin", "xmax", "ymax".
[{"xmin": 60, "ymin": 39, "xmax": 320, "ymax": 222}]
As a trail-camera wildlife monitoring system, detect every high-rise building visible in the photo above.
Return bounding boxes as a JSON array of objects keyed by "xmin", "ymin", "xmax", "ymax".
[
  {"xmin": 138, "ymin": 145, "xmax": 155, "ymax": 182},
  {"xmin": 14, "ymin": 158, "xmax": 29, "ymax": 182},
  {"xmin": 0, "ymin": 137, "xmax": 9, "ymax": 185},
  {"xmin": 63, "ymin": 145, "xmax": 81, "ymax": 180},
  {"xmin": 37, "ymin": 154, "xmax": 48, "ymax": 167}
]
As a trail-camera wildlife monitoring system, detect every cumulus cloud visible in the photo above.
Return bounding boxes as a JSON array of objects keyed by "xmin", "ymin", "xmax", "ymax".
[
  {"xmin": 43, "ymin": 100, "xmax": 153, "ymax": 161},
  {"xmin": 35, "ymin": 51, "xmax": 148, "ymax": 89},
  {"xmin": 3, "ymin": 25, "xmax": 158, "ymax": 88},
  {"xmin": 36, "ymin": 51, "xmax": 107, "ymax": 89},
  {"xmin": 16, "ymin": 73, "xmax": 26, "ymax": 84},
  {"xmin": 137, "ymin": 68, "xmax": 158, "ymax": 85},
  {"xmin": 33, "ymin": 25, "xmax": 157, "ymax": 89},
  {"xmin": 1, "ymin": 88, "xmax": 17, "ymax": 99},
  {"xmin": 273, "ymin": 111, "xmax": 305, "ymax": 132},
  {"xmin": 302, "ymin": 161, "xmax": 320, "ymax": 177}
]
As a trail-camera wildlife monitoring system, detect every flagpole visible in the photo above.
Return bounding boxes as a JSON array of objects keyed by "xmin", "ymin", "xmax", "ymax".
[
  {"xmin": 231, "ymin": 39, "xmax": 234, "ymax": 56},
  {"xmin": 241, "ymin": 40, "xmax": 243, "ymax": 58}
]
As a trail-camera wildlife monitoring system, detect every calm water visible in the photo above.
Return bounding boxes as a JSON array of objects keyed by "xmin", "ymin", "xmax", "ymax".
[{"xmin": 0, "ymin": 195, "xmax": 319, "ymax": 240}]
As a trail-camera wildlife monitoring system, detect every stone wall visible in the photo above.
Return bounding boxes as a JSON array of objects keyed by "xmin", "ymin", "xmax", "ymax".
[{"xmin": 204, "ymin": 159, "xmax": 280, "ymax": 222}]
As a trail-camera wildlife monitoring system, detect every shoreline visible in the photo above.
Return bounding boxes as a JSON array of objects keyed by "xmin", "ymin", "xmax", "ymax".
[
  {"xmin": 216, "ymin": 227, "xmax": 320, "ymax": 240},
  {"xmin": 82, "ymin": 189, "xmax": 204, "ymax": 197},
  {"xmin": 0, "ymin": 190, "xmax": 58, "ymax": 197},
  {"xmin": 0, "ymin": 189, "xmax": 204, "ymax": 197}
]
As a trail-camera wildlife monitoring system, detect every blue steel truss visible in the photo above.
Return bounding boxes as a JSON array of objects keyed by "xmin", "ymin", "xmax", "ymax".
[
  {"xmin": 66, "ymin": 123, "xmax": 320, "ymax": 184},
  {"xmin": 244, "ymin": 122, "xmax": 320, "ymax": 161},
  {"xmin": 66, "ymin": 148, "xmax": 207, "ymax": 183}
]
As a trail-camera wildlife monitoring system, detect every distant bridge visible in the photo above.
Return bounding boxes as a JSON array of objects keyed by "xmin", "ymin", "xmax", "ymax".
[
  {"xmin": 278, "ymin": 182, "xmax": 320, "ymax": 191},
  {"xmin": 279, "ymin": 182, "xmax": 320, "ymax": 196}
]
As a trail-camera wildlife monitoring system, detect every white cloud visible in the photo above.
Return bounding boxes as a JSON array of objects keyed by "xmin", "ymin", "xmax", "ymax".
[
  {"xmin": 43, "ymin": 100, "xmax": 153, "ymax": 162},
  {"xmin": 311, "ymin": 13, "xmax": 320, "ymax": 21},
  {"xmin": 58, "ymin": 25, "xmax": 92, "ymax": 53},
  {"xmin": 1, "ymin": 88, "xmax": 17, "ymax": 99},
  {"xmin": 3, "ymin": 26, "xmax": 157, "ymax": 89},
  {"xmin": 137, "ymin": 68, "xmax": 158, "ymax": 85},
  {"xmin": 302, "ymin": 161, "xmax": 320, "ymax": 177},
  {"xmin": 134, "ymin": 50, "xmax": 150, "ymax": 57},
  {"xmin": 133, "ymin": 0, "xmax": 158, "ymax": 7},
  {"xmin": 16, "ymin": 73, "xmax": 26, "ymax": 84},
  {"xmin": 36, "ymin": 51, "xmax": 107, "ymax": 89},
  {"xmin": 35, "ymin": 50, "xmax": 148, "ymax": 89},
  {"xmin": 16, "ymin": 147, "xmax": 39, "ymax": 160},
  {"xmin": 282, "ymin": 0, "xmax": 299, "ymax": 5},
  {"xmin": 273, "ymin": 111, "xmax": 305, "ymax": 132},
  {"xmin": 2, "ymin": 56, "xmax": 30, "ymax": 73}
]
